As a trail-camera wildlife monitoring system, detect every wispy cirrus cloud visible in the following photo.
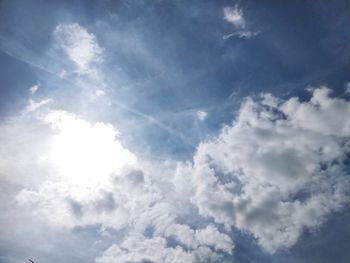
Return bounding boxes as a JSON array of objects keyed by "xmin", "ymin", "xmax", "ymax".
[
  {"xmin": 23, "ymin": 98, "xmax": 53, "ymax": 114},
  {"xmin": 223, "ymin": 5, "xmax": 258, "ymax": 40}
]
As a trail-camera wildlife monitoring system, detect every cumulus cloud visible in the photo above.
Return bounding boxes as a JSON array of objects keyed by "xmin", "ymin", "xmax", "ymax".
[
  {"xmin": 2, "ymin": 21, "xmax": 236, "ymax": 262},
  {"xmin": 96, "ymin": 234, "xmax": 196, "ymax": 263},
  {"xmin": 0, "ymin": 115, "xmax": 54, "ymax": 187},
  {"xmin": 13, "ymin": 108, "xmax": 234, "ymax": 262},
  {"xmin": 17, "ymin": 158, "xmax": 235, "ymax": 259},
  {"xmin": 6, "ymin": 86, "xmax": 350, "ymax": 261},
  {"xmin": 96, "ymin": 227, "xmax": 232, "ymax": 263},
  {"xmin": 174, "ymin": 87, "xmax": 350, "ymax": 253},
  {"xmin": 17, "ymin": 166, "xmax": 234, "ymax": 262},
  {"xmin": 54, "ymin": 23, "xmax": 103, "ymax": 74}
]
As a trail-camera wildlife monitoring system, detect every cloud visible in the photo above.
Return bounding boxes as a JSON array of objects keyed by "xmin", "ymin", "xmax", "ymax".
[
  {"xmin": 223, "ymin": 5, "xmax": 258, "ymax": 40},
  {"xmin": 16, "ymin": 157, "xmax": 235, "ymax": 258},
  {"xmin": 223, "ymin": 6, "xmax": 245, "ymax": 27},
  {"xmin": 96, "ymin": 227, "xmax": 233, "ymax": 263},
  {"xmin": 17, "ymin": 166, "xmax": 234, "ymax": 262},
  {"xmin": 43, "ymin": 110, "xmax": 137, "ymax": 185},
  {"xmin": 54, "ymin": 23, "xmax": 103, "ymax": 74},
  {"xmin": 13, "ymin": 108, "xmax": 234, "ymax": 262},
  {"xmin": 5, "ymin": 85, "xmax": 350, "ymax": 261},
  {"xmin": 174, "ymin": 87, "xmax": 350, "ymax": 253},
  {"xmin": 346, "ymin": 82, "xmax": 350, "ymax": 93},
  {"xmin": 222, "ymin": 31, "xmax": 259, "ymax": 40},
  {"xmin": 24, "ymin": 98, "xmax": 53, "ymax": 113},
  {"xmin": 196, "ymin": 110, "xmax": 208, "ymax": 121},
  {"xmin": 96, "ymin": 235, "xmax": 196, "ymax": 263},
  {"xmin": 0, "ymin": 114, "xmax": 54, "ymax": 187},
  {"xmin": 29, "ymin": 84, "xmax": 39, "ymax": 95}
]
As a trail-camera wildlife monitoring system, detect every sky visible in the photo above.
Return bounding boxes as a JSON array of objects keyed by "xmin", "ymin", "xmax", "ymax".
[{"xmin": 0, "ymin": 0, "xmax": 350, "ymax": 262}]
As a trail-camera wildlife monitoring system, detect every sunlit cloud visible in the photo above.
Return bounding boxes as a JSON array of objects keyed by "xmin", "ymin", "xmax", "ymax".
[
  {"xmin": 44, "ymin": 110, "xmax": 137, "ymax": 185},
  {"xmin": 1, "ymin": 2, "xmax": 350, "ymax": 262},
  {"xmin": 175, "ymin": 87, "xmax": 350, "ymax": 253}
]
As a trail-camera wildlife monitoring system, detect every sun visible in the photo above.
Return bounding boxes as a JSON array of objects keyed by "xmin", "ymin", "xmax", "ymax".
[{"xmin": 46, "ymin": 111, "xmax": 137, "ymax": 185}]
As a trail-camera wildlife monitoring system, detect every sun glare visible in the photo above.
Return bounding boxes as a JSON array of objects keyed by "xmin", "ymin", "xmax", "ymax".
[{"xmin": 46, "ymin": 111, "xmax": 136, "ymax": 185}]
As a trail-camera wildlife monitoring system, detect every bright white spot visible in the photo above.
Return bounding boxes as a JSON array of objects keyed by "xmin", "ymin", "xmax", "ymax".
[
  {"xmin": 30, "ymin": 84, "xmax": 39, "ymax": 95},
  {"xmin": 223, "ymin": 6, "xmax": 245, "ymax": 27},
  {"xmin": 197, "ymin": 111, "xmax": 208, "ymax": 121},
  {"xmin": 223, "ymin": 5, "xmax": 258, "ymax": 40},
  {"xmin": 45, "ymin": 111, "xmax": 136, "ymax": 185}
]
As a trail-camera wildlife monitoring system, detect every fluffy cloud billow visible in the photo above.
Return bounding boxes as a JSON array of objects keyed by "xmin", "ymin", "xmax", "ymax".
[
  {"xmin": 14, "ymin": 110, "xmax": 234, "ymax": 263},
  {"xmin": 2, "ymin": 12, "xmax": 350, "ymax": 262},
  {"xmin": 14, "ymin": 86, "xmax": 350, "ymax": 262},
  {"xmin": 174, "ymin": 87, "xmax": 350, "ymax": 253}
]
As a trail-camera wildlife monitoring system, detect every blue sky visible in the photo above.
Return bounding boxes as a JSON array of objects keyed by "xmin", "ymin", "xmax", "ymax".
[{"xmin": 1, "ymin": 1, "xmax": 350, "ymax": 262}]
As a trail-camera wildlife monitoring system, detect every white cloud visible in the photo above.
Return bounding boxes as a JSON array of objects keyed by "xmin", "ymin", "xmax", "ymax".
[
  {"xmin": 96, "ymin": 235, "xmax": 196, "ymax": 263},
  {"xmin": 195, "ymin": 224, "xmax": 234, "ymax": 254},
  {"xmin": 223, "ymin": 6, "xmax": 245, "ymax": 27},
  {"xmin": 13, "ymin": 109, "xmax": 234, "ymax": 262},
  {"xmin": 174, "ymin": 87, "xmax": 350, "ymax": 253},
  {"xmin": 6, "ymin": 83, "xmax": 350, "ymax": 260},
  {"xmin": 24, "ymin": 98, "xmax": 53, "ymax": 113},
  {"xmin": 222, "ymin": 31, "xmax": 259, "ymax": 40},
  {"xmin": 0, "ymin": 115, "xmax": 54, "ymax": 187},
  {"xmin": 223, "ymin": 5, "xmax": 258, "ymax": 40},
  {"xmin": 96, "ymin": 229, "xmax": 232, "ymax": 263},
  {"xmin": 196, "ymin": 110, "xmax": 208, "ymax": 121},
  {"xmin": 43, "ymin": 110, "xmax": 137, "ymax": 185},
  {"xmin": 29, "ymin": 84, "xmax": 39, "ymax": 95},
  {"xmin": 17, "ymin": 163, "xmax": 234, "ymax": 262},
  {"xmin": 54, "ymin": 23, "xmax": 103, "ymax": 74}
]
